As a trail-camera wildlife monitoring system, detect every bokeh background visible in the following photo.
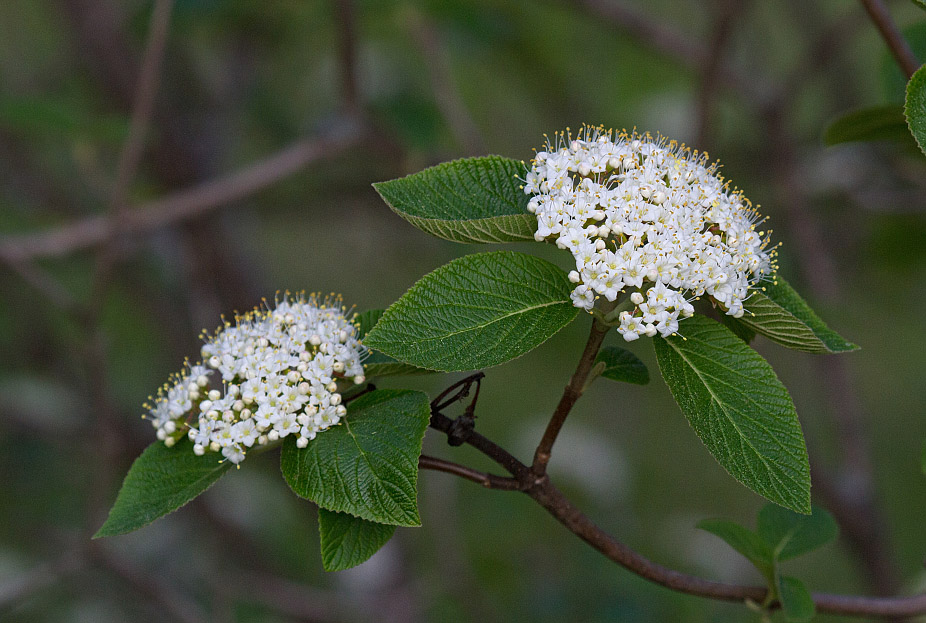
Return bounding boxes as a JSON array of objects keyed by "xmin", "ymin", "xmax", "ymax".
[{"xmin": 2, "ymin": 0, "xmax": 926, "ymax": 621}]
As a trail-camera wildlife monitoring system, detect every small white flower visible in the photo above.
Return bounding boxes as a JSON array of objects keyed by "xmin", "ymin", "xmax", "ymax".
[
  {"xmin": 144, "ymin": 293, "xmax": 368, "ymax": 463},
  {"xmin": 525, "ymin": 126, "xmax": 775, "ymax": 338}
]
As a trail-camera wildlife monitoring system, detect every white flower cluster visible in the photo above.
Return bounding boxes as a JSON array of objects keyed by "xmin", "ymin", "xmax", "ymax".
[
  {"xmin": 524, "ymin": 127, "xmax": 774, "ymax": 341},
  {"xmin": 144, "ymin": 294, "xmax": 367, "ymax": 464}
]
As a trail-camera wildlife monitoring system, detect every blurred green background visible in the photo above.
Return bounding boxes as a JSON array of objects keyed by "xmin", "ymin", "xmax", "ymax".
[{"xmin": 1, "ymin": 0, "xmax": 926, "ymax": 621}]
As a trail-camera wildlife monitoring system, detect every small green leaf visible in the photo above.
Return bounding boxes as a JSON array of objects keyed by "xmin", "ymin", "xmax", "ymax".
[
  {"xmin": 740, "ymin": 277, "xmax": 858, "ymax": 354},
  {"xmin": 777, "ymin": 575, "xmax": 816, "ymax": 622},
  {"xmin": 823, "ymin": 105, "xmax": 912, "ymax": 145},
  {"xmin": 653, "ymin": 316, "xmax": 811, "ymax": 513},
  {"xmin": 94, "ymin": 439, "xmax": 232, "ymax": 538},
  {"xmin": 318, "ymin": 509, "xmax": 396, "ymax": 571},
  {"xmin": 906, "ymin": 65, "xmax": 926, "ymax": 157},
  {"xmin": 697, "ymin": 519, "xmax": 774, "ymax": 573},
  {"xmin": 758, "ymin": 504, "xmax": 838, "ymax": 561},
  {"xmin": 914, "ymin": 0, "xmax": 926, "ymax": 13},
  {"xmin": 719, "ymin": 314, "xmax": 757, "ymax": 345},
  {"xmin": 373, "ymin": 156, "xmax": 536, "ymax": 243},
  {"xmin": 354, "ymin": 309, "xmax": 434, "ymax": 378},
  {"xmin": 281, "ymin": 389, "xmax": 430, "ymax": 526},
  {"xmin": 595, "ymin": 346, "xmax": 649, "ymax": 385},
  {"xmin": 364, "ymin": 251, "xmax": 578, "ymax": 372}
]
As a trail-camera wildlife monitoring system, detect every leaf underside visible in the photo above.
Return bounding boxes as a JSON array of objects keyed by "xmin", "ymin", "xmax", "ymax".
[
  {"xmin": 823, "ymin": 105, "xmax": 912, "ymax": 145},
  {"xmin": 740, "ymin": 277, "xmax": 857, "ymax": 353},
  {"xmin": 318, "ymin": 508, "xmax": 396, "ymax": 571},
  {"xmin": 595, "ymin": 346, "xmax": 650, "ymax": 385}
]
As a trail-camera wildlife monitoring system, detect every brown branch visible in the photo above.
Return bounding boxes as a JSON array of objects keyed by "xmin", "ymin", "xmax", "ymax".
[
  {"xmin": 429, "ymin": 411, "xmax": 529, "ymax": 480},
  {"xmin": 0, "ymin": 119, "xmax": 366, "ymax": 262},
  {"xmin": 430, "ymin": 406, "xmax": 926, "ymax": 618},
  {"xmin": 419, "ymin": 454, "xmax": 523, "ymax": 490},
  {"xmin": 531, "ymin": 317, "xmax": 611, "ymax": 477},
  {"xmin": 859, "ymin": 0, "xmax": 920, "ymax": 79}
]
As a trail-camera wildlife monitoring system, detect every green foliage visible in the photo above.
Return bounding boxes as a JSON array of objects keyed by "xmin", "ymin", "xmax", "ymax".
[
  {"xmin": 94, "ymin": 439, "xmax": 232, "ymax": 538},
  {"xmin": 777, "ymin": 575, "xmax": 816, "ymax": 622},
  {"xmin": 719, "ymin": 313, "xmax": 757, "ymax": 344},
  {"xmin": 280, "ymin": 389, "xmax": 431, "ymax": 526},
  {"xmin": 915, "ymin": 0, "xmax": 926, "ymax": 10},
  {"xmin": 823, "ymin": 105, "xmax": 912, "ymax": 145},
  {"xmin": 318, "ymin": 509, "xmax": 396, "ymax": 571},
  {"xmin": 653, "ymin": 316, "xmax": 811, "ymax": 513},
  {"xmin": 594, "ymin": 346, "xmax": 649, "ymax": 385},
  {"xmin": 700, "ymin": 504, "xmax": 835, "ymax": 621},
  {"xmin": 906, "ymin": 65, "xmax": 926, "ymax": 157},
  {"xmin": 355, "ymin": 309, "xmax": 433, "ymax": 377},
  {"xmin": 757, "ymin": 505, "xmax": 838, "ymax": 562},
  {"xmin": 372, "ymin": 156, "xmax": 536, "ymax": 243},
  {"xmin": 739, "ymin": 277, "xmax": 858, "ymax": 353},
  {"xmin": 696, "ymin": 519, "xmax": 774, "ymax": 576},
  {"xmin": 364, "ymin": 251, "xmax": 578, "ymax": 371}
]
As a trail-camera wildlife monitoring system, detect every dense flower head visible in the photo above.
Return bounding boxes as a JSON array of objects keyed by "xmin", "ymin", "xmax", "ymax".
[
  {"xmin": 144, "ymin": 293, "xmax": 367, "ymax": 464},
  {"xmin": 524, "ymin": 126, "xmax": 775, "ymax": 341}
]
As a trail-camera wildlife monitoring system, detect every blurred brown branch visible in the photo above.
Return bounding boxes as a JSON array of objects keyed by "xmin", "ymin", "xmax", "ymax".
[
  {"xmin": 0, "ymin": 119, "xmax": 366, "ymax": 263},
  {"xmin": 859, "ymin": 0, "xmax": 920, "ymax": 79}
]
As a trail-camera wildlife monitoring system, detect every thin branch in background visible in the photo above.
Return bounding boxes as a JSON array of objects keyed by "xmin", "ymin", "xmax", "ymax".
[
  {"xmin": 91, "ymin": 546, "xmax": 211, "ymax": 623},
  {"xmin": 0, "ymin": 258, "xmax": 79, "ymax": 312},
  {"xmin": 219, "ymin": 569, "xmax": 355, "ymax": 622},
  {"xmin": 0, "ymin": 118, "xmax": 366, "ymax": 263},
  {"xmin": 565, "ymin": 0, "xmax": 771, "ymax": 107},
  {"xmin": 859, "ymin": 0, "xmax": 920, "ymax": 79},
  {"xmin": 0, "ymin": 548, "xmax": 84, "ymax": 615},
  {"xmin": 83, "ymin": 0, "xmax": 175, "ymax": 538},
  {"xmin": 334, "ymin": 0, "xmax": 360, "ymax": 113},
  {"xmin": 763, "ymin": 105, "xmax": 900, "ymax": 594},
  {"xmin": 406, "ymin": 8, "xmax": 487, "ymax": 156},
  {"xmin": 694, "ymin": 0, "xmax": 743, "ymax": 148}
]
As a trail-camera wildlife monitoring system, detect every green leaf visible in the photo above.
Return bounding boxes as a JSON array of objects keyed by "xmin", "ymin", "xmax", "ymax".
[
  {"xmin": 354, "ymin": 309, "xmax": 434, "ymax": 377},
  {"xmin": 740, "ymin": 277, "xmax": 858, "ymax": 354},
  {"xmin": 653, "ymin": 315, "xmax": 811, "ymax": 513},
  {"xmin": 913, "ymin": 0, "xmax": 926, "ymax": 13},
  {"xmin": 823, "ymin": 105, "xmax": 912, "ymax": 145},
  {"xmin": 364, "ymin": 251, "xmax": 578, "ymax": 372},
  {"xmin": 94, "ymin": 439, "xmax": 232, "ymax": 538},
  {"xmin": 318, "ymin": 509, "xmax": 396, "ymax": 571},
  {"xmin": 280, "ymin": 389, "xmax": 430, "ymax": 526},
  {"xmin": 777, "ymin": 575, "xmax": 816, "ymax": 622},
  {"xmin": 906, "ymin": 65, "xmax": 926, "ymax": 157},
  {"xmin": 697, "ymin": 519, "xmax": 773, "ymax": 573},
  {"xmin": 758, "ymin": 504, "xmax": 838, "ymax": 561},
  {"xmin": 719, "ymin": 314, "xmax": 756, "ymax": 345},
  {"xmin": 372, "ymin": 156, "xmax": 536, "ymax": 243},
  {"xmin": 595, "ymin": 346, "xmax": 649, "ymax": 385}
]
